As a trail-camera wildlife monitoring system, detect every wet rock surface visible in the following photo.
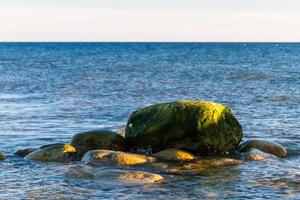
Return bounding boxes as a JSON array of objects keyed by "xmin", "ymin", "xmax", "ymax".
[
  {"xmin": 118, "ymin": 171, "xmax": 164, "ymax": 183},
  {"xmin": 244, "ymin": 148, "xmax": 277, "ymax": 161},
  {"xmin": 82, "ymin": 150, "xmax": 156, "ymax": 165},
  {"xmin": 14, "ymin": 148, "xmax": 38, "ymax": 157},
  {"xmin": 25, "ymin": 144, "xmax": 76, "ymax": 162},
  {"xmin": 151, "ymin": 156, "xmax": 243, "ymax": 174},
  {"xmin": 239, "ymin": 140, "xmax": 287, "ymax": 158},
  {"xmin": 152, "ymin": 148, "xmax": 197, "ymax": 161}
]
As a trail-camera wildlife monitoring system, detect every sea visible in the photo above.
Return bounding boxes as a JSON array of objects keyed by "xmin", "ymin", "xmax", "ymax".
[{"xmin": 0, "ymin": 42, "xmax": 299, "ymax": 199}]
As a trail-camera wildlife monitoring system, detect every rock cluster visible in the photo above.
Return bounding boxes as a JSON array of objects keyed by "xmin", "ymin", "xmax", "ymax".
[{"xmin": 9, "ymin": 100, "xmax": 288, "ymax": 183}]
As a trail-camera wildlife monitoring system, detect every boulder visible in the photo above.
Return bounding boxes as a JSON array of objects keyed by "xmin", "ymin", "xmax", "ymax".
[
  {"xmin": 14, "ymin": 148, "xmax": 37, "ymax": 157},
  {"xmin": 81, "ymin": 150, "xmax": 156, "ymax": 165},
  {"xmin": 118, "ymin": 171, "xmax": 164, "ymax": 183},
  {"xmin": 0, "ymin": 152, "xmax": 5, "ymax": 161},
  {"xmin": 25, "ymin": 144, "xmax": 76, "ymax": 162},
  {"xmin": 238, "ymin": 140, "xmax": 287, "ymax": 158},
  {"xmin": 152, "ymin": 148, "xmax": 196, "ymax": 161},
  {"xmin": 70, "ymin": 130, "xmax": 126, "ymax": 158},
  {"xmin": 125, "ymin": 100, "xmax": 243, "ymax": 153}
]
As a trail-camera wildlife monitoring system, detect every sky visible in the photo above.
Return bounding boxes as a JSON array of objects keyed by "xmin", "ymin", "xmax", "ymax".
[{"xmin": 0, "ymin": 0, "xmax": 300, "ymax": 42}]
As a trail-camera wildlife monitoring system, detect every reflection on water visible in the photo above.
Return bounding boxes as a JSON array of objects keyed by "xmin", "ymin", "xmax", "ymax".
[{"xmin": 0, "ymin": 43, "xmax": 300, "ymax": 199}]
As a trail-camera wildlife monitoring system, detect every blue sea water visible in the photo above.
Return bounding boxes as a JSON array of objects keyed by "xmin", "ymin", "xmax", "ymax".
[{"xmin": 0, "ymin": 42, "xmax": 299, "ymax": 199}]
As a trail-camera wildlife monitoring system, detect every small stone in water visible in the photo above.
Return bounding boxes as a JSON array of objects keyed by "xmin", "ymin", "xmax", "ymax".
[
  {"xmin": 81, "ymin": 150, "xmax": 156, "ymax": 165},
  {"xmin": 153, "ymin": 148, "xmax": 196, "ymax": 161},
  {"xmin": 0, "ymin": 152, "xmax": 5, "ymax": 161},
  {"xmin": 245, "ymin": 149, "xmax": 277, "ymax": 161},
  {"xmin": 118, "ymin": 171, "xmax": 164, "ymax": 183},
  {"xmin": 65, "ymin": 172, "xmax": 96, "ymax": 179}
]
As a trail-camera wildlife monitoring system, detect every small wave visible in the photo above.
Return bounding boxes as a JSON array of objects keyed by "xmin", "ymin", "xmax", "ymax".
[
  {"xmin": 229, "ymin": 70, "xmax": 268, "ymax": 81},
  {"xmin": 264, "ymin": 95, "xmax": 300, "ymax": 104},
  {"xmin": 0, "ymin": 93, "xmax": 27, "ymax": 100},
  {"xmin": 0, "ymin": 93, "xmax": 43, "ymax": 100}
]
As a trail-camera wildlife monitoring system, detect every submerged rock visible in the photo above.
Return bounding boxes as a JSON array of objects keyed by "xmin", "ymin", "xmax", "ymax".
[
  {"xmin": 0, "ymin": 152, "xmax": 5, "ymax": 161},
  {"xmin": 244, "ymin": 149, "xmax": 276, "ymax": 161},
  {"xmin": 238, "ymin": 140, "xmax": 287, "ymax": 158},
  {"xmin": 125, "ymin": 100, "xmax": 243, "ymax": 153},
  {"xmin": 25, "ymin": 144, "xmax": 76, "ymax": 162},
  {"xmin": 152, "ymin": 157, "xmax": 242, "ymax": 174},
  {"xmin": 65, "ymin": 172, "xmax": 96, "ymax": 179},
  {"xmin": 152, "ymin": 148, "xmax": 197, "ymax": 161},
  {"xmin": 14, "ymin": 148, "xmax": 37, "ymax": 157},
  {"xmin": 118, "ymin": 171, "xmax": 164, "ymax": 183},
  {"xmin": 82, "ymin": 150, "xmax": 156, "ymax": 165},
  {"xmin": 65, "ymin": 165, "xmax": 96, "ymax": 179},
  {"xmin": 70, "ymin": 130, "xmax": 126, "ymax": 158}
]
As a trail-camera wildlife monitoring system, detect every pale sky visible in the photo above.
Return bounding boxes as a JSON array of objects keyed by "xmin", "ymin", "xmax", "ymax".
[{"xmin": 0, "ymin": 0, "xmax": 300, "ymax": 42}]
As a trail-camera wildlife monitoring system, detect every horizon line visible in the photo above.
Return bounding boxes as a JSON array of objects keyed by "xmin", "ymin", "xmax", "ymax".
[{"xmin": 0, "ymin": 41, "xmax": 300, "ymax": 43}]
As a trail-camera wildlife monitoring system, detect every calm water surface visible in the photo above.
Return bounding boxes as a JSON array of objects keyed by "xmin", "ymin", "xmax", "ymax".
[{"xmin": 0, "ymin": 43, "xmax": 299, "ymax": 199}]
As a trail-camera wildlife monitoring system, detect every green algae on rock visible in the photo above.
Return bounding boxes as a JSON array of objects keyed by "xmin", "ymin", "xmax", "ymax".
[
  {"xmin": 25, "ymin": 144, "xmax": 76, "ymax": 162},
  {"xmin": 125, "ymin": 100, "xmax": 243, "ymax": 153},
  {"xmin": 0, "ymin": 152, "xmax": 5, "ymax": 161},
  {"xmin": 70, "ymin": 130, "xmax": 126, "ymax": 158},
  {"xmin": 238, "ymin": 140, "xmax": 287, "ymax": 158}
]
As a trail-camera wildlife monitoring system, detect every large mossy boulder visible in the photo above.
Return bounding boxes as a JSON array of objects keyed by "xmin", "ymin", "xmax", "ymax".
[
  {"xmin": 125, "ymin": 100, "xmax": 243, "ymax": 153},
  {"xmin": 70, "ymin": 130, "xmax": 126, "ymax": 158}
]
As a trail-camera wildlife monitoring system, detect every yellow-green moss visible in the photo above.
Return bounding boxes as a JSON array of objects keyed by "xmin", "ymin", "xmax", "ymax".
[
  {"xmin": 125, "ymin": 100, "xmax": 243, "ymax": 153},
  {"xmin": 62, "ymin": 144, "xmax": 76, "ymax": 153}
]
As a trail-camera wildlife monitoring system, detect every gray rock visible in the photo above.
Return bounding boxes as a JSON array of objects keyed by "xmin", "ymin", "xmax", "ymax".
[
  {"xmin": 25, "ymin": 144, "xmax": 76, "ymax": 162},
  {"xmin": 14, "ymin": 148, "xmax": 37, "ymax": 157},
  {"xmin": 70, "ymin": 130, "xmax": 126, "ymax": 158},
  {"xmin": 238, "ymin": 140, "xmax": 287, "ymax": 158}
]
